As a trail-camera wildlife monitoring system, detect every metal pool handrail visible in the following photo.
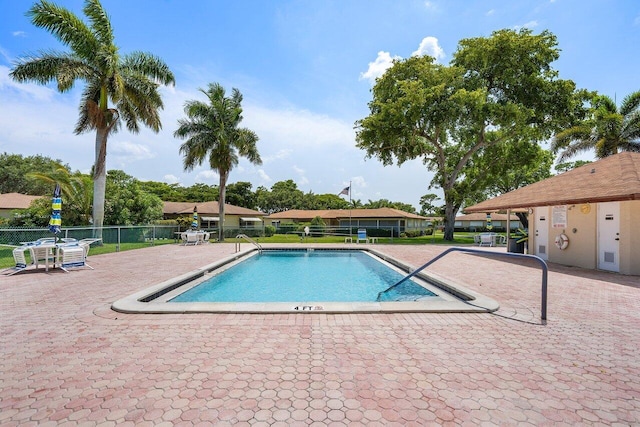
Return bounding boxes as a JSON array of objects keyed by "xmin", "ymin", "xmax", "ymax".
[
  {"xmin": 376, "ymin": 247, "xmax": 549, "ymax": 321},
  {"xmin": 235, "ymin": 234, "xmax": 263, "ymax": 253}
]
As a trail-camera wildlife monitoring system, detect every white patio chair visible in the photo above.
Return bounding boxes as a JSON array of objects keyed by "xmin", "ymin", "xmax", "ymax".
[
  {"xmin": 356, "ymin": 229, "xmax": 369, "ymax": 244},
  {"xmin": 478, "ymin": 233, "xmax": 494, "ymax": 247},
  {"xmin": 29, "ymin": 244, "xmax": 56, "ymax": 271},
  {"xmin": 184, "ymin": 232, "xmax": 199, "ymax": 246}
]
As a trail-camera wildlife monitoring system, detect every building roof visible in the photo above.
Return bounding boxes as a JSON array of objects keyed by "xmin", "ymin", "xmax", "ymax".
[
  {"xmin": 265, "ymin": 208, "xmax": 430, "ymax": 221},
  {"xmin": 163, "ymin": 201, "xmax": 265, "ymax": 217},
  {"xmin": 0, "ymin": 193, "xmax": 44, "ymax": 210},
  {"xmin": 455, "ymin": 213, "xmax": 520, "ymax": 221},
  {"xmin": 465, "ymin": 152, "xmax": 640, "ymax": 213}
]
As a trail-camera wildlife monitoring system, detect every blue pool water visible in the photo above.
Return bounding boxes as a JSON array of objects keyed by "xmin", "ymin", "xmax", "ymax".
[{"xmin": 170, "ymin": 250, "xmax": 436, "ymax": 303}]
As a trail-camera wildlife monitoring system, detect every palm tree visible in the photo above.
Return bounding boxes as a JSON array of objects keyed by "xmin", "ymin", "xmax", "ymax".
[
  {"xmin": 28, "ymin": 167, "xmax": 93, "ymax": 225},
  {"xmin": 175, "ymin": 83, "xmax": 261, "ymax": 242},
  {"xmin": 10, "ymin": 0, "xmax": 175, "ymax": 236},
  {"xmin": 551, "ymin": 91, "xmax": 640, "ymax": 162}
]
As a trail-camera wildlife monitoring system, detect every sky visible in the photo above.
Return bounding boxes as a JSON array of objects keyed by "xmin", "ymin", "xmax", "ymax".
[{"xmin": 0, "ymin": 0, "xmax": 639, "ymax": 210}]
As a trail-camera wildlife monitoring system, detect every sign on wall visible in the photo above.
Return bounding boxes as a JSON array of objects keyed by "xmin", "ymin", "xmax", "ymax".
[{"xmin": 552, "ymin": 205, "xmax": 567, "ymax": 228}]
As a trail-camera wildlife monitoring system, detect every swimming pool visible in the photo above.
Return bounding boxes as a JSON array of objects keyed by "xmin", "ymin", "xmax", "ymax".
[
  {"xmin": 111, "ymin": 247, "xmax": 500, "ymax": 314},
  {"xmin": 170, "ymin": 250, "xmax": 435, "ymax": 303}
]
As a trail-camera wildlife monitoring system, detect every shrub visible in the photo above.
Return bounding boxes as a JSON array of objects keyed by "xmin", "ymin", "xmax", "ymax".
[{"xmin": 264, "ymin": 225, "xmax": 276, "ymax": 237}]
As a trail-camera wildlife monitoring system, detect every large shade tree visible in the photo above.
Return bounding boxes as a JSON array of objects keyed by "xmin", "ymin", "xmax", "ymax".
[
  {"xmin": 356, "ymin": 29, "xmax": 583, "ymax": 240},
  {"xmin": 175, "ymin": 83, "xmax": 261, "ymax": 241},
  {"xmin": 10, "ymin": 0, "xmax": 175, "ymax": 236},
  {"xmin": 551, "ymin": 91, "xmax": 640, "ymax": 161},
  {"xmin": 0, "ymin": 153, "xmax": 69, "ymax": 195}
]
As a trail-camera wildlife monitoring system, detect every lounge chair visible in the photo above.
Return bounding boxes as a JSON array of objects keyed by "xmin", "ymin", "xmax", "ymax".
[
  {"xmin": 2, "ymin": 247, "xmax": 30, "ymax": 276},
  {"xmin": 78, "ymin": 238, "xmax": 101, "ymax": 259},
  {"xmin": 356, "ymin": 229, "xmax": 369, "ymax": 244},
  {"xmin": 58, "ymin": 245, "xmax": 93, "ymax": 272}
]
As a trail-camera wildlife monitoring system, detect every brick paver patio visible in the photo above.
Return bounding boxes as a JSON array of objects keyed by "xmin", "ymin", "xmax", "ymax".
[{"xmin": 1, "ymin": 243, "xmax": 639, "ymax": 425}]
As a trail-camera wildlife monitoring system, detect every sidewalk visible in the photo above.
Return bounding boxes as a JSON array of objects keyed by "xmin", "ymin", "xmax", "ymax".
[{"xmin": 1, "ymin": 243, "xmax": 639, "ymax": 425}]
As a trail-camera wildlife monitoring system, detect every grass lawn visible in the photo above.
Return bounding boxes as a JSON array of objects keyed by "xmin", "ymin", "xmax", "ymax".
[{"xmin": 0, "ymin": 232, "xmax": 481, "ymax": 270}]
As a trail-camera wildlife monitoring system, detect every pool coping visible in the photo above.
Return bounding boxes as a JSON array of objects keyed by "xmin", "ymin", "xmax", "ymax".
[{"xmin": 111, "ymin": 247, "xmax": 500, "ymax": 314}]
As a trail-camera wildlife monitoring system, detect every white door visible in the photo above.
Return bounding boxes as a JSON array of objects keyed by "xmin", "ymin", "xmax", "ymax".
[
  {"xmin": 597, "ymin": 202, "xmax": 620, "ymax": 272},
  {"xmin": 534, "ymin": 207, "xmax": 549, "ymax": 260}
]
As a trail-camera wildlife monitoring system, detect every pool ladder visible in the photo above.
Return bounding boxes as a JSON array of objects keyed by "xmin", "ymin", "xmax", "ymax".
[{"xmin": 235, "ymin": 234, "xmax": 263, "ymax": 253}]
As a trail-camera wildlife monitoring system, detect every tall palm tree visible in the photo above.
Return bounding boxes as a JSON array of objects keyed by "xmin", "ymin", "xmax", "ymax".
[
  {"xmin": 175, "ymin": 83, "xmax": 261, "ymax": 242},
  {"xmin": 551, "ymin": 91, "xmax": 640, "ymax": 162},
  {"xmin": 10, "ymin": 0, "xmax": 175, "ymax": 236}
]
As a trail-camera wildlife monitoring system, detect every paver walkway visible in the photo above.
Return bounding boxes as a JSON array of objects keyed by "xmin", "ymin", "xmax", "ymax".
[{"xmin": 1, "ymin": 243, "xmax": 639, "ymax": 426}]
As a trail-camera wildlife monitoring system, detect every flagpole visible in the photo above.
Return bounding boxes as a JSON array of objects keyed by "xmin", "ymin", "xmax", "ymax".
[{"xmin": 349, "ymin": 180, "xmax": 352, "ymax": 239}]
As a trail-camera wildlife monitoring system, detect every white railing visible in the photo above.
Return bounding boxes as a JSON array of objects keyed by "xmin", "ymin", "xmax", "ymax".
[{"xmin": 235, "ymin": 234, "xmax": 263, "ymax": 253}]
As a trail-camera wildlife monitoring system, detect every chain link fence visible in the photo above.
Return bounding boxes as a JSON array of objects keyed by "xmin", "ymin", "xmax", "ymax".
[{"xmin": 0, "ymin": 225, "xmax": 180, "ymax": 248}]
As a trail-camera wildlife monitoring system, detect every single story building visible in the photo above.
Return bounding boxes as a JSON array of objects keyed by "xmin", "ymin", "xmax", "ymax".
[
  {"xmin": 0, "ymin": 193, "xmax": 44, "ymax": 219},
  {"xmin": 163, "ymin": 201, "xmax": 266, "ymax": 230},
  {"xmin": 455, "ymin": 212, "xmax": 523, "ymax": 232},
  {"xmin": 465, "ymin": 152, "xmax": 640, "ymax": 275},
  {"xmin": 265, "ymin": 208, "xmax": 435, "ymax": 234}
]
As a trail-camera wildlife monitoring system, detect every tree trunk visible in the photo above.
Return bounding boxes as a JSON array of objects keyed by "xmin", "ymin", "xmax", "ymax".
[
  {"xmin": 443, "ymin": 201, "xmax": 458, "ymax": 241},
  {"xmin": 92, "ymin": 126, "xmax": 108, "ymax": 240},
  {"xmin": 515, "ymin": 212, "xmax": 529, "ymax": 229},
  {"xmin": 218, "ymin": 171, "xmax": 228, "ymax": 242}
]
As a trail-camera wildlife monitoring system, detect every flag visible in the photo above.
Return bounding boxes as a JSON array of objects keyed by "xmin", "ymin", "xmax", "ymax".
[{"xmin": 339, "ymin": 186, "xmax": 350, "ymax": 196}]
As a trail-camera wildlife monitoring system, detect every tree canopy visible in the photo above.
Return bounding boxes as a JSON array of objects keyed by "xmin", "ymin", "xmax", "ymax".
[
  {"xmin": 104, "ymin": 170, "xmax": 163, "ymax": 225},
  {"xmin": 356, "ymin": 29, "xmax": 584, "ymax": 240},
  {"xmin": 0, "ymin": 153, "xmax": 70, "ymax": 195}
]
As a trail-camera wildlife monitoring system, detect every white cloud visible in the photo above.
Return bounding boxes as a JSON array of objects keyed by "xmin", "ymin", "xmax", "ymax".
[
  {"xmin": 411, "ymin": 37, "xmax": 445, "ymax": 62},
  {"xmin": 257, "ymin": 169, "xmax": 271, "ymax": 183},
  {"xmin": 163, "ymin": 174, "xmax": 180, "ymax": 184},
  {"xmin": 514, "ymin": 20, "xmax": 539, "ymax": 30},
  {"xmin": 486, "ymin": 9, "xmax": 495, "ymax": 16},
  {"xmin": 195, "ymin": 170, "xmax": 218, "ymax": 183},
  {"xmin": 0, "ymin": 65, "xmax": 57, "ymax": 101},
  {"xmin": 263, "ymin": 148, "xmax": 293, "ymax": 163},
  {"xmin": 293, "ymin": 165, "xmax": 309, "ymax": 186},
  {"xmin": 243, "ymin": 104, "xmax": 355, "ymax": 149},
  {"xmin": 110, "ymin": 140, "xmax": 156, "ymax": 161},
  {"xmin": 12, "ymin": 31, "xmax": 27, "ymax": 37},
  {"xmin": 351, "ymin": 176, "xmax": 367, "ymax": 188},
  {"xmin": 424, "ymin": 1, "xmax": 437, "ymax": 11},
  {"xmin": 359, "ymin": 51, "xmax": 401, "ymax": 84}
]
